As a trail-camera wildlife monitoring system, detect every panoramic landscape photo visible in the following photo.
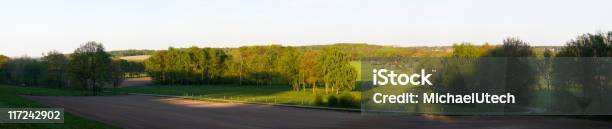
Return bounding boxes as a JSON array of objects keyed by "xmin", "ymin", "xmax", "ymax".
[{"xmin": 1, "ymin": 0, "xmax": 612, "ymax": 129}]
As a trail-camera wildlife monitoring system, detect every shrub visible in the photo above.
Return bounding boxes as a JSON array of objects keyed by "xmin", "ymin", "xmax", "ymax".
[
  {"xmin": 327, "ymin": 94, "xmax": 339, "ymax": 107},
  {"xmin": 338, "ymin": 92, "xmax": 359, "ymax": 108},
  {"xmin": 314, "ymin": 93, "xmax": 324, "ymax": 106}
]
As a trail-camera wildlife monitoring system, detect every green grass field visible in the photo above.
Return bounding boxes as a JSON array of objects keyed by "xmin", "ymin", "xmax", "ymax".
[
  {"xmin": 0, "ymin": 85, "xmax": 120, "ymax": 129},
  {"xmin": 117, "ymin": 85, "xmax": 360, "ymax": 107}
]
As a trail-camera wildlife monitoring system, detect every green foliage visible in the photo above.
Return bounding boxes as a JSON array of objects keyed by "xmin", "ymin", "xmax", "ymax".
[
  {"xmin": 479, "ymin": 43, "xmax": 494, "ymax": 56},
  {"xmin": 452, "ymin": 43, "xmax": 480, "ymax": 58},
  {"xmin": 143, "ymin": 45, "xmax": 358, "ymax": 96},
  {"xmin": 314, "ymin": 93, "xmax": 324, "ymax": 106},
  {"xmin": 117, "ymin": 85, "xmax": 361, "ymax": 107},
  {"xmin": 543, "ymin": 49, "xmax": 555, "ymax": 57},
  {"xmin": 110, "ymin": 59, "xmax": 126, "ymax": 87},
  {"xmin": 108, "ymin": 49, "xmax": 155, "ymax": 57},
  {"xmin": 4, "ymin": 56, "xmax": 46, "ymax": 86},
  {"xmin": 277, "ymin": 47, "xmax": 300, "ymax": 90},
  {"xmin": 552, "ymin": 32, "xmax": 612, "ymax": 111},
  {"xmin": 338, "ymin": 92, "xmax": 359, "ymax": 108},
  {"xmin": 69, "ymin": 41, "xmax": 113, "ymax": 95},
  {"xmin": 303, "ymin": 43, "xmax": 451, "ymax": 59},
  {"xmin": 145, "ymin": 47, "xmax": 228, "ymax": 85},
  {"xmin": 298, "ymin": 51, "xmax": 321, "ymax": 92},
  {"xmin": 557, "ymin": 31, "xmax": 612, "ymax": 57},
  {"xmin": 318, "ymin": 47, "xmax": 357, "ymax": 94},
  {"xmin": 122, "ymin": 61, "xmax": 146, "ymax": 78},
  {"xmin": 0, "ymin": 46, "xmax": 123, "ymax": 92},
  {"xmin": 232, "ymin": 45, "xmax": 283, "ymax": 85},
  {"xmin": 42, "ymin": 50, "xmax": 69, "ymax": 88},
  {"xmin": 484, "ymin": 37, "xmax": 537, "ymax": 106},
  {"xmin": 326, "ymin": 94, "xmax": 339, "ymax": 107},
  {"xmin": 322, "ymin": 92, "xmax": 359, "ymax": 108},
  {"xmin": 486, "ymin": 37, "xmax": 535, "ymax": 57}
]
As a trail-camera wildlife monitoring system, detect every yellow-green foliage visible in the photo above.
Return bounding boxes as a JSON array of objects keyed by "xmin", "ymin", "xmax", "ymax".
[{"xmin": 451, "ymin": 43, "xmax": 481, "ymax": 58}]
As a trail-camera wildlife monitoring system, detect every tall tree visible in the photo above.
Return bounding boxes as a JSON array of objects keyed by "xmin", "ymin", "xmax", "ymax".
[
  {"xmin": 69, "ymin": 41, "xmax": 112, "ymax": 95},
  {"xmin": 484, "ymin": 37, "xmax": 536, "ymax": 107},
  {"xmin": 146, "ymin": 50, "xmax": 168, "ymax": 84},
  {"xmin": 298, "ymin": 51, "xmax": 321, "ymax": 93},
  {"xmin": 554, "ymin": 32, "xmax": 612, "ymax": 111},
  {"xmin": 42, "ymin": 50, "xmax": 69, "ymax": 88},
  {"xmin": 278, "ymin": 47, "xmax": 300, "ymax": 90},
  {"xmin": 207, "ymin": 48, "xmax": 228, "ymax": 83},
  {"xmin": 557, "ymin": 31, "xmax": 612, "ymax": 57},
  {"xmin": 318, "ymin": 48, "xmax": 357, "ymax": 94}
]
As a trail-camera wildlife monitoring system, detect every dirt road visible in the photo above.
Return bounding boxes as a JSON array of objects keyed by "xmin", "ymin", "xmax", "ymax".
[{"xmin": 25, "ymin": 95, "xmax": 612, "ymax": 129}]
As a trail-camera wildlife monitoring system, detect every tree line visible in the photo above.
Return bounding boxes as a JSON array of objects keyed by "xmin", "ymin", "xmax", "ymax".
[
  {"xmin": 445, "ymin": 31, "xmax": 612, "ymax": 111},
  {"xmin": 1, "ymin": 31, "xmax": 609, "ymax": 98},
  {"xmin": 0, "ymin": 42, "xmax": 137, "ymax": 95},
  {"xmin": 144, "ymin": 45, "xmax": 358, "ymax": 94},
  {"xmin": 109, "ymin": 49, "xmax": 156, "ymax": 57}
]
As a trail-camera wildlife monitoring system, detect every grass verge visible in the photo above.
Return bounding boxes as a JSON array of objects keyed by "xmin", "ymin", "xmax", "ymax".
[{"xmin": 0, "ymin": 85, "xmax": 120, "ymax": 129}]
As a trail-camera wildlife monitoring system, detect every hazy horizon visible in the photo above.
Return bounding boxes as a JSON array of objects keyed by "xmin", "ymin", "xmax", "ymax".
[{"xmin": 2, "ymin": 0, "xmax": 611, "ymax": 57}]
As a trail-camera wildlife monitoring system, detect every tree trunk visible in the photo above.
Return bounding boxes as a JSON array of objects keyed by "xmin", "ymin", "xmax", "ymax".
[
  {"xmin": 325, "ymin": 83, "xmax": 328, "ymax": 94},
  {"xmin": 312, "ymin": 82, "xmax": 316, "ymax": 94}
]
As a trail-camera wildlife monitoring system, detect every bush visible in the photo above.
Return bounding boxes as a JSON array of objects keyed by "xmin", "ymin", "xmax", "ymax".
[
  {"xmin": 316, "ymin": 93, "xmax": 360, "ymax": 108},
  {"xmin": 314, "ymin": 93, "xmax": 324, "ymax": 106},
  {"xmin": 338, "ymin": 92, "xmax": 359, "ymax": 108},
  {"xmin": 327, "ymin": 94, "xmax": 339, "ymax": 107}
]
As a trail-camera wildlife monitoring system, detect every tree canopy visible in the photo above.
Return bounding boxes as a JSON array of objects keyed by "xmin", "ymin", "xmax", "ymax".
[{"xmin": 69, "ymin": 41, "xmax": 113, "ymax": 95}]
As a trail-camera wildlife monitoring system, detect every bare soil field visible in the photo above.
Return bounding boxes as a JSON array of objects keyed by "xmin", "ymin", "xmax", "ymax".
[{"xmin": 26, "ymin": 95, "xmax": 612, "ymax": 129}]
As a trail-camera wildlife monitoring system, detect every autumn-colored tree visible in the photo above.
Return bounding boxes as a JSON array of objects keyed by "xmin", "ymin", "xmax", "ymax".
[
  {"xmin": 298, "ymin": 51, "xmax": 321, "ymax": 93},
  {"xmin": 0, "ymin": 55, "xmax": 9, "ymax": 83}
]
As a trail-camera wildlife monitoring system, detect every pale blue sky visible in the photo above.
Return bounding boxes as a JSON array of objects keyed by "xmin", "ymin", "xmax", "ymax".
[{"xmin": 1, "ymin": 0, "xmax": 611, "ymax": 57}]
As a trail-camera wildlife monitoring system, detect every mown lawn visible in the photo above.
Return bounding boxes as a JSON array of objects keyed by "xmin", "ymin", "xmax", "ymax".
[
  {"xmin": 117, "ymin": 85, "xmax": 360, "ymax": 107},
  {"xmin": 0, "ymin": 85, "xmax": 120, "ymax": 129}
]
